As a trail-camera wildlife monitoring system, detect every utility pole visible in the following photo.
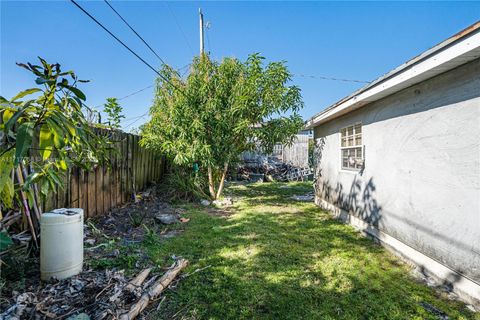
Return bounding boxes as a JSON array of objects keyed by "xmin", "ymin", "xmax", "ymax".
[{"xmin": 199, "ymin": 8, "xmax": 204, "ymax": 55}]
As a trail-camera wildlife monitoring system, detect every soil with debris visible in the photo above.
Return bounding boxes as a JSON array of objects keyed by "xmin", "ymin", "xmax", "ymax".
[
  {"xmin": 89, "ymin": 188, "xmax": 188, "ymax": 243},
  {"xmin": 0, "ymin": 186, "xmax": 189, "ymax": 319}
]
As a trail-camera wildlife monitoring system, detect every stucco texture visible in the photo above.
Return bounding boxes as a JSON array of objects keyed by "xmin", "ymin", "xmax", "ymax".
[{"xmin": 313, "ymin": 58, "xmax": 480, "ymax": 284}]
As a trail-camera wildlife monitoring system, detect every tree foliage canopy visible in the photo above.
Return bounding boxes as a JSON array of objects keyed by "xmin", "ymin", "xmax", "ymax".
[
  {"xmin": 0, "ymin": 58, "xmax": 110, "ymax": 209},
  {"xmin": 140, "ymin": 54, "xmax": 304, "ymax": 199},
  {"xmin": 103, "ymin": 97, "xmax": 125, "ymax": 129}
]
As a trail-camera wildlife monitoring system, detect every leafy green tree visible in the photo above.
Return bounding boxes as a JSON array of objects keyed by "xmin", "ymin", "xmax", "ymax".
[
  {"xmin": 140, "ymin": 54, "xmax": 303, "ymax": 200},
  {"xmin": 103, "ymin": 97, "xmax": 125, "ymax": 129},
  {"xmin": 0, "ymin": 58, "xmax": 110, "ymax": 210}
]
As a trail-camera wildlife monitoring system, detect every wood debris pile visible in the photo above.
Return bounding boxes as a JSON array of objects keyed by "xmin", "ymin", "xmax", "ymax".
[
  {"xmin": 1, "ymin": 259, "xmax": 188, "ymax": 320},
  {"xmin": 237, "ymin": 159, "xmax": 313, "ymax": 182},
  {"xmin": 1, "ymin": 185, "xmax": 190, "ymax": 320}
]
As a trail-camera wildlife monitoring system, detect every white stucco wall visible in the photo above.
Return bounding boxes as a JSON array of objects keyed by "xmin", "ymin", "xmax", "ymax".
[{"xmin": 313, "ymin": 58, "xmax": 480, "ymax": 296}]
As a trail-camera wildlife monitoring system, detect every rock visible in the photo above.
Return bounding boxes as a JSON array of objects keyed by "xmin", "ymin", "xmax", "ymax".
[
  {"xmin": 212, "ymin": 197, "xmax": 233, "ymax": 207},
  {"xmin": 154, "ymin": 214, "xmax": 179, "ymax": 225},
  {"xmin": 291, "ymin": 193, "xmax": 314, "ymax": 201},
  {"xmin": 200, "ymin": 199, "xmax": 211, "ymax": 206}
]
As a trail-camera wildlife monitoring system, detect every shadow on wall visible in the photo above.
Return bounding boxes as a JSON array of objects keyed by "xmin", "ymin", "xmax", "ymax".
[
  {"xmin": 312, "ymin": 137, "xmax": 325, "ymax": 190},
  {"xmin": 312, "ymin": 138, "xmax": 480, "ymax": 291},
  {"xmin": 324, "ymin": 177, "xmax": 382, "ymax": 229},
  {"xmin": 313, "ymin": 137, "xmax": 382, "ymax": 228}
]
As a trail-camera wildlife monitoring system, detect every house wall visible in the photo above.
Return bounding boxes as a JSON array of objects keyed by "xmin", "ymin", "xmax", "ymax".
[{"xmin": 313, "ymin": 58, "xmax": 480, "ymax": 302}]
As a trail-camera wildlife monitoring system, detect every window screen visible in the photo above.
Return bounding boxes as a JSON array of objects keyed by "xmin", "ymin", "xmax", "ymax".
[{"xmin": 340, "ymin": 123, "xmax": 363, "ymax": 170}]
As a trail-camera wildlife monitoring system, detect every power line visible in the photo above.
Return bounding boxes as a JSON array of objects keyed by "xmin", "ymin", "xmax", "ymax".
[
  {"xmin": 90, "ymin": 62, "xmax": 189, "ymax": 110},
  {"xmin": 294, "ymin": 73, "xmax": 370, "ymax": 84},
  {"xmin": 164, "ymin": 2, "xmax": 195, "ymax": 56},
  {"xmin": 118, "ymin": 85, "xmax": 154, "ymax": 101},
  {"xmin": 70, "ymin": 0, "xmax": 184, "ymax": 94},
  {"xmin": 123, "ymin": 112, "xmax": 147, "ymax": 123},
  {"xmin": 89, "ymin": 84, "xmax": 154, "ymax": 111},
  {"xmin": 123, "ymin": 112, "xmax": 149, "ymax": 129},
  {"xmin": 178, "ymin": 63, "xmax": 191, "ymax": 77},
  {"xmin": 205, "ymin": 24, "xmax": 212, "ymax": 54},
  {"xmin": 103, "ymin": 0, "xmax": 167, "ymax": 66}
]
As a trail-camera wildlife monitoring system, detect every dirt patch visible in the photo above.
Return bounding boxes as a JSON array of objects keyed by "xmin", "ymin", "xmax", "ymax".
[
  {"xmin": 89, "ymin": 190, "xmax": 186, "ymax": 243},
  {"xmin": 0, "ymin": 186, "xmax": 190, "ymax": 319}
]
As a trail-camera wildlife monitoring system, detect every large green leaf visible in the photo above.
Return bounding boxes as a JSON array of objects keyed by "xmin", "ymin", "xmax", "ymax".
[
  {"xmin": 35, "ymin": 77, "xmax": 55, "ymax": 85},
  {"xmin": 0, "ymin": 149, "xmax": 14, "ymax": 191},
  {"xmin": 46, "ymin": 169, "xmax": 64, "ymax": 190},
  {"xmin": 0, "ymin": 149, "xmax": 14, "ymax": 208},
  {"xmin": 46, "ymin": 118, "xmax": 65, "ymax": 149},
  {"xmin": 68, "ymin": 86, "xmax": 86, "ymax": 101},
  {"xmin": 40, "ymin": 179, "xmax": 50, "ymax": 197},
  {"xmin": 4, "ymin": 109, "xmax": 25, "ymax": 131},
  {"xmin": 2, "ymin": 109, "xmax": 14, "ymax": 124},
  {"xmin": 59, "ymin": 84, "xmax": 86, "ymax": 101},
  {"xmin": 11, "ymin": 88, "xmax": 41, "ymax": 101},
  {"xmin": 39, "ymin": 124, "xmax": 54, "ymax": 160},
  {"xmin": 0, "ymin": 179, "xmax": 14, "ymax": 208},
  {"xmin": 14, "ymin": 122, "xmax": 34, "ymax": 166},
  {"xmin": 0, "ymin": 231, "xmax": 13, "ymax": 251}
]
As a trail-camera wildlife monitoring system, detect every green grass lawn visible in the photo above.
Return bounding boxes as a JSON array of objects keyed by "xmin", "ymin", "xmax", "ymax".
[{"xmin": 142, "ymin": 182, "xmax": 476, "ymax": 319}]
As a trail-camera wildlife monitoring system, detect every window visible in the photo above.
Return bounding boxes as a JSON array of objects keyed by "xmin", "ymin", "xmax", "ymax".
[{"xmin": 340, "ymin": 123, "xmax": 364, "ymax": 170}]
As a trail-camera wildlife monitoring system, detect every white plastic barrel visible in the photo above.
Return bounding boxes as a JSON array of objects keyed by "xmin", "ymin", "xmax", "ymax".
[{"xmin": 40, "ymin": 208, "xmax": 84, "ymax": 281}]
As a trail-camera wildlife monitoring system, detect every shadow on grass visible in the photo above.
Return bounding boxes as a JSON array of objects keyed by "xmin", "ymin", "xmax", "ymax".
[{"xmin": 144, "ymin": 182, "xmax": 475, "ymax": 320}]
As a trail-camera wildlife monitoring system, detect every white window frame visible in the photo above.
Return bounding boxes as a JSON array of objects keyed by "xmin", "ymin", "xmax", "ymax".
[{"xmin": 340, "ymin": 122, "xmax": 364, "ymax": 171}]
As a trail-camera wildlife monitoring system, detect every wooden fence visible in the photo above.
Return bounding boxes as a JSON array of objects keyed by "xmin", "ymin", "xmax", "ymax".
[
  {"xmin": 43, "ymin": 131, "xmax": 165, "ymax": 218},
  {"xmin": 242, "ymin": 134, "xmax": 310, "ymax": 168}
]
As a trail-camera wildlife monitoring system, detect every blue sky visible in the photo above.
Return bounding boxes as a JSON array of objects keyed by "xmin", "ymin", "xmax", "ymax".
[{"xmin": 1, "ymin": 1, "xmax": 479, "ymax": 131}]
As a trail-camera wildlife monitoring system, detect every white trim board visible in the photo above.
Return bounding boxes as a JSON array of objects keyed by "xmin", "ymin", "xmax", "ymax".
[{"xmin": 315, "ymin": 197, "xmax": 480, "ymax": 308}]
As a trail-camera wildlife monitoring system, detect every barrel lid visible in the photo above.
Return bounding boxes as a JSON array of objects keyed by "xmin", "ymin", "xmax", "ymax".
[{"xmin": 51, "ymin": 208, "xmax": 82, "ymax": 216}]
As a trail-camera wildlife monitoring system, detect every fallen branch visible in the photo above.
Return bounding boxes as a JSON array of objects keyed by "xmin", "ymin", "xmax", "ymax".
[
  {"xmin": 109, "ymin": 268, "xmax": 152, "ymax": 303},
  {"xmin": 0, "ymin": 211, "xmax": 22, "ymax": 230},
  {"xmin": 126, "ymin": 268, "xmax": 152, "ymax": 292},
  {"xmin": 119, "ymin": 259, "xmax": 188, "ymax": 320},
  {"xmin": 181, "ymin": 265, "xmax": 211, "ymax": 279}
]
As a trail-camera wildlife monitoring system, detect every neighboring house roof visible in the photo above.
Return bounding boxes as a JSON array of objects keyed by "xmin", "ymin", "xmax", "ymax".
[{"xmin": 306, "ymin": 21, "xmax": 480, "ymax": 129}]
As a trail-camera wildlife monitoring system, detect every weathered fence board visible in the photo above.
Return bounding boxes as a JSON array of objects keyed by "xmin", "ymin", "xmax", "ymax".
[
  {"xmin": 242, "ymin": 134, "xmax": 310, "ymax": 168},
  {"xmin": 41, "ymin": 131, "xmax": 164, "ymax": 218}
]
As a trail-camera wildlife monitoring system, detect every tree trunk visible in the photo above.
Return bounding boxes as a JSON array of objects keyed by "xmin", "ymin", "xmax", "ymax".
[
  {"xmin": 207, "ymin": 166, "xmax": 216, "ymax": 200},
  {"xmin": 215, "ymin": 162, "xmax": 228, "ymax": 200}
]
